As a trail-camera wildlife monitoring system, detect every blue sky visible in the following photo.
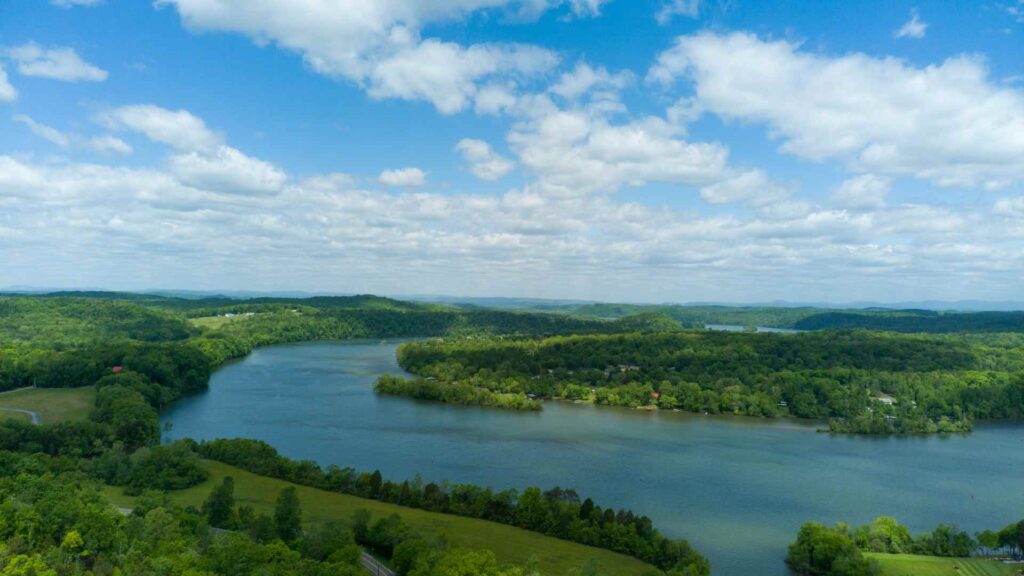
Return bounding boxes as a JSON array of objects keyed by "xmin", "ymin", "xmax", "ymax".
[{"xmin": 1, "ymin": 0, "xmax": 1023, "ymax": 303}]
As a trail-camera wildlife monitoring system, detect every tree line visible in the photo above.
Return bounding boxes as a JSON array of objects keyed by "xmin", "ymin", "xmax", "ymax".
[
  {"xmin": 197, "ymin": 438, "xmax": 709, "ymax": 575},
  {"xmin": 786, "ymin": 516, "xmax": 1024, "ymax": 576},
  {"xmin": 387, "ymin": 331, "xmax": 1024, "ymax": 434}
]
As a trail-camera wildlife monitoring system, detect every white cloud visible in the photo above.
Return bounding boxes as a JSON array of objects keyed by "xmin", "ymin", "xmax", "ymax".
[
  {"xmin": 994, "ymin": 196, "xmax": 1024, "ymax": 217},
  {"xmin": 87, "ymin": 135, "xmax": 133, "ymax": 155},
  {"xmin": 1006, "ymin": 1, "xmax": 1024, "ymax": 23},
  {"xmin": 894, "ymin": 9, "xmax": 928, "ymax": 39},
  {"xmin": 656, "ymin": 0, "xmax": 700, "ymax": 25},
  {"xmin": 550, "ymin": 62, "xmax": 633, "ymax": 101},
  {"xmin": 456, "ymin": 139, "xmax": 515, "ymax": 181},
  {"xmin": 699, "ymin": 169, "xmax": 791, "ymax": 207},
  {"xmin": 378, "ymin": 167, "xmax": 427, "ymax": 187},
  {"xmin": 831, "ymin": 174, "xmax": 891, "ymax": 210},
  {"xmin": 4, "ymin": 44, "xmax": 107, "ymax": 82},
  {"xmin": 100, "ymin": 104, "xmax": 221, "ymax": 152},
  {"xmin": 12, "ymin": 114, "xmax": 134, "ymax": 155},
  {"xmin": 567, "ymin": 0, "xmax": 610, "ymax": 17},
  {"xmin": 648, "ymin": 32, "xmax": 1024, "ymax": 188},
  {"xmin": 169, "ymin": 145, "xmax": 286, "ymax": 195},
  {"xmin": 0, "ymin": 67, "xmax": 15, "ymax": 102},
  {"xmin": 301, "ymin": 172, "xmax": 358, "ymax": 192},
  {"xmin": 13, "ymin": 114, "xmax": 71, "ymax": 148},
  {"xmin": 1, "ymin": 151, "xmax": 1021, "ymax": 302},
  {"xmin": 159, "ymin": 0, "xmax": 562, "ymax": 114},
  {"xmin": 509, "ymin": 109, "xmax": 728, "ymax": 196},
  {"xmin": 367, "ymin": 40, "xmax": 557, "ymax": 115}
]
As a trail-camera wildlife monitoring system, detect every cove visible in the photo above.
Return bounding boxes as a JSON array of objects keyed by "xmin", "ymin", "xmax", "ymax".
[{"xmin": 161, "ymin": 341, "xmax": 1024, "ymax": 576}]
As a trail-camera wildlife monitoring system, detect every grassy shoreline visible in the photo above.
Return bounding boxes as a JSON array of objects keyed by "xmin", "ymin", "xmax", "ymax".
[
  {"xmin": 103, "ymin": 459, "xmax": 658, "ymax": 576},
  {"xmin": 867, "ymin": 552, "xmax": 1021, "ymax": 575}
]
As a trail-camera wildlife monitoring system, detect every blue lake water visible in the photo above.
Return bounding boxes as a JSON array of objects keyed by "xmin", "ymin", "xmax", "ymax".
[{"xmin": 162, "ymin": 340, "xmax": 1024, "ymax": 576}]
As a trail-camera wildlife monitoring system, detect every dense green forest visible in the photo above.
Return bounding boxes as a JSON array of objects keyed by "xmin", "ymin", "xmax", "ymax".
[
  {"xmin": 490, "ymin": 300, "xmax": 1024, "ymax": 333},
  {"xmin": 0, "ymin": 293, "xmax": 665, "ymax": 393},
  {"xmin": 0, "ymin": 293, "xmax": 710, "ymax": 575},
  {"xmin": 785, "ymin": 516, "xmax": 1024, "ymax": 576},
  {"xmin": 2, "ymin": 291, "xmax": 1023, "ymax": 575},
  {"xmin": 793, "ymin": 311, "xmax": 1024, "ymax": 332},
  {"xmin": 388, "ymin": 331, "xmax": 1024, "ymax": 434}
]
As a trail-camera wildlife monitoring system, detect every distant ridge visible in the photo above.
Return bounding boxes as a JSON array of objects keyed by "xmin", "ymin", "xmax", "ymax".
[{"xmin": 2, "ymin": 287, "xmax": 1022, "ymax": 312}]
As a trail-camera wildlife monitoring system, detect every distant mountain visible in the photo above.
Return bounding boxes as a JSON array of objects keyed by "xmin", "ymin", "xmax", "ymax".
[{"xmin": 2, "ymin": 287, "xmax": 1022, "ymax": 313}]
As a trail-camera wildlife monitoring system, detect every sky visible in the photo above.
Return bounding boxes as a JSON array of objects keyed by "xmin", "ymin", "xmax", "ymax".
[{"xmin": 1, "ymin": 0, "xmax": 1023, "ymax": 303}]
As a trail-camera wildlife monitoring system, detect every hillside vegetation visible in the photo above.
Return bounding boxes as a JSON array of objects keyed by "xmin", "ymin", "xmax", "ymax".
[
  {"xmin": 387, "ymin": 331, "xmax": 1024, "ymax": 433},
  {"xmin": 103, "ymin": 459, "xmax": 659, "ymax": 576}
]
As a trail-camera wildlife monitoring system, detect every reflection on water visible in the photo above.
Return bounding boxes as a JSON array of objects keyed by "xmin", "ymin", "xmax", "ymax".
[{"xmin": 162, "ymin": 341, "xmax": 1024, "ymax": 576}]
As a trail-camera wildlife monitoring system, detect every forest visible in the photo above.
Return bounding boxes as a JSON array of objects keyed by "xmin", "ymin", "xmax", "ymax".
[
  {"xmin": 388, "ymin": 331, "xmax": 1024, "ymax": 434},
  {"xmin": 785, "ymin": 516, "xmax": 1024, "ymax": 576},
  {"xmin": 0, "ymin": 293, "xmax": 711, "ymax": 575},
  {"xmin": 1, "ymin": 291, "xmax": 1023, "ymax": 575}
]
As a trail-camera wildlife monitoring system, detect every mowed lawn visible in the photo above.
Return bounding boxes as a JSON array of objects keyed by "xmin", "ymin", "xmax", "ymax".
[
  {"xmin": 0, "ymin": 386, "xmax": 95, "ymax": 424},
  {"xmin": 868, "ymin": 553, "xmax": 1022, "ymax": 576},
  {"xmin": 102, "ymin": 460, "xmax": 658, "ymax": 576}
]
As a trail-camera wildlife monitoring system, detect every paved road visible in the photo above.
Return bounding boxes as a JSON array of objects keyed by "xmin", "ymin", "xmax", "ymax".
[
  {"xmin": 359, "ymin": 552, "xmax": 397, "ymax": 576},
  {"xmin": 0, "ymin": 386, "xmax": 42, "ymax": 425},
  {"xmin": 0, "ymin": 408, "xmax": 40, "ymax": 425}
]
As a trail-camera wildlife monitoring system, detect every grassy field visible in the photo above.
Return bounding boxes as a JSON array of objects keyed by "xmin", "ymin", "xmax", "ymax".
[
  {"xmin": 102, "ymin": 460, "xmax": 657, "ymax": 576},
  {"xmin": 0, "ymin": 410, "xmax": 32, "ymax": 423},
  {"xmin": 188, "ymin": 315, "xmax": 250, "ymax": 330},
  {"xmin": 868, "ymin": 553, "xmax": 1022, "ymax": 576},
  {"xmin": 0, "ymin": 386, "xmax": 95, "ymax": 424}
]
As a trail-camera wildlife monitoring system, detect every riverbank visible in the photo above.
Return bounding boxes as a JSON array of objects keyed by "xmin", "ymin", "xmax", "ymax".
[
  {"xmin": 102, "ymin": 459, "xmax": 658, "ymax": 576},
  {"xmin": 161, "ymin": 340, "xmax": 1024, "ymax": 576}
]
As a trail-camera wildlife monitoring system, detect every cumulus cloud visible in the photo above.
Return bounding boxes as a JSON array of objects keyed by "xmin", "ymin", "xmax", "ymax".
[
  {"xmin": 456, "ymin": 139, "xmax": 515, "ymax": 181},
  {"xmin": 169, "ymin": 146, "xmax": 286, "ymax": 195},
  {"xmin": 699, "ymin": 169, "xmax": 791, "ymax": 207},
  {"xmin": 100, "ymin": 104, "xmax": 221, "ymax": 152},
  {"xmin": 158, "ymin": 0, "xmax": 562, "ymax": 114},
  {"xmin": 4, "ymin": 43, "xmax": 107, "ymax": 82},
  {"xmin": 367, "ymin": 40, "xmax": 557, "ymax": 114},
  {"xmin": 550, "ymin": 62, "xmax": 633, "ymax": 101},
  {"xmin": 1, "ymin": 149, "xmax": 1021, "ymax": 301},
  {"xmin": 648, "ymin": 32, "xmax": 1024, "ymax": 189},
  {"xmin": 831, "ymin": 174, "xmax": 891, "ymax": 210},
  {"xmin": 378, "ymin": 167, "xmax": 427, "ymax": 187},
  {"xmin": 656, "ymin": 0, "xmax": 700, "ymax": 24},
  {"xmin": 0, "ymin": 67, "xmax": 15, "ymax": 102},
  {"xmin": 509, "ymin": 109, "xmax": 728, "ymax": 196},
  {"xmin": 894, "ymin": 9, "xmax": 928, "ymax": 39}
]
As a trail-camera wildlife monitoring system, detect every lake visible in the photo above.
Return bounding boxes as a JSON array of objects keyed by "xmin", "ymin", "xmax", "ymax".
[{"xmin": 161, "ymin": 341, "xmax": 1024, "ymax": 576}]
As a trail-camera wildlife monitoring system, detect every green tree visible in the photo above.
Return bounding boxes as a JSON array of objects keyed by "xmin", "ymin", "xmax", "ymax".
[
  {"xmin": 202, "ymin": 476, "xmax": 236, "ymax": 528},
  {"xmin": 274, "ymin": 486, "xmax": 302, "ymax": 542}
]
